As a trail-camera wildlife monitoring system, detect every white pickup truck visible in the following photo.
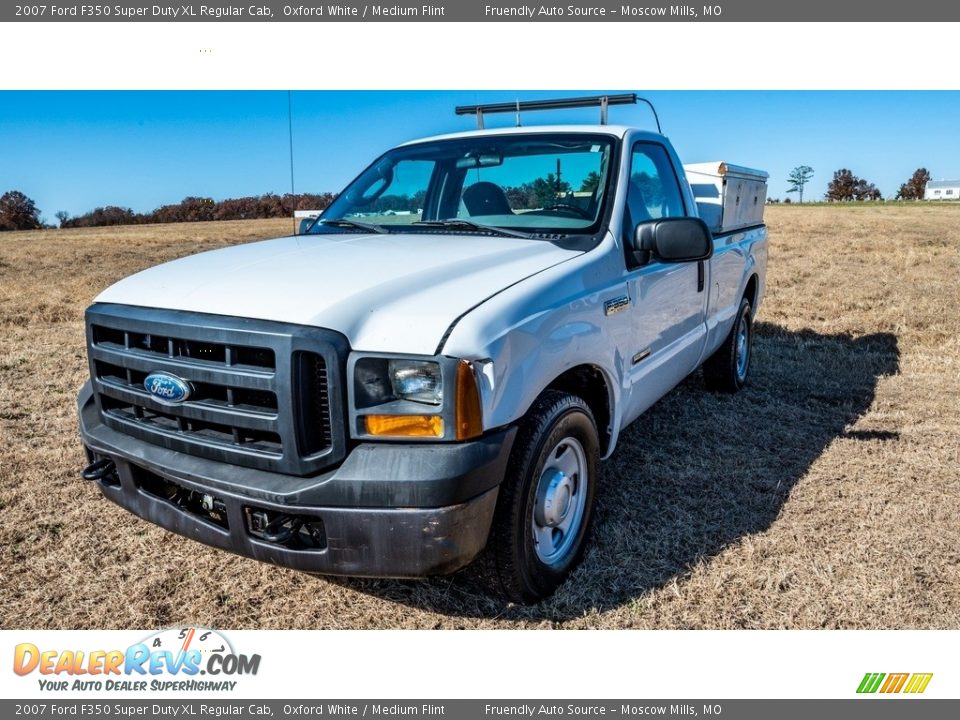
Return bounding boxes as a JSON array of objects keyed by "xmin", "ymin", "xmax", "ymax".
[{"xmin": 78, "ymin": 95, "xmax": 768, "ymax": 602}]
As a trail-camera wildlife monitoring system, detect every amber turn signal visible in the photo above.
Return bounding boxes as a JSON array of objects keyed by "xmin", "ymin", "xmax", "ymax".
[
  {"xmin": 455, "ymin": 360, "xmax": 483, "ymax": 440},
  {"xmin": 365, "ymin": 414, "xmax": 444, "ymax": 438}
]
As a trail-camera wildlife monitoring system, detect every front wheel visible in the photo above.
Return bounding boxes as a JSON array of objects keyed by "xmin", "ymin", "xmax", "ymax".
[
  {"xmin": 703, "ymin": 297, "xmax": 753, "ymax": 393},
  {"xmin": 484, "ymin": 391, "xmax": 599, "ymax": 603}
]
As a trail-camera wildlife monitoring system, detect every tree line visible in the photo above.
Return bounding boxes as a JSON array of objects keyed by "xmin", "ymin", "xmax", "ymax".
[
  {"xmin": 60, "ymin": 192, "xmax": 337, "ymax": 228},
  {"xmin": 782, "ymin": 166, "xmax": 934, "ymax": 203},
  {"xmin": 0, "ymin": 191, "xmax": 337, "ymax": 231}
]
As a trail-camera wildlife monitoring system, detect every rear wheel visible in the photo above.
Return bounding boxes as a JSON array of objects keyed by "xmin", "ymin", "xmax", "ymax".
[
  {"xmin": 703, "ymin": 297, "xmax": 753, "ymax": 393},
  {"xmin": 484, "ymin": 390, "xmax": 599, "ymax": 603}
]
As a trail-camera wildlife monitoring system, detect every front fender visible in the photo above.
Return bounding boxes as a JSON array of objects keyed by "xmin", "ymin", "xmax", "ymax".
[{"xmin": 443, "ymin": 234, "xmax": 629, "ymax": 458}]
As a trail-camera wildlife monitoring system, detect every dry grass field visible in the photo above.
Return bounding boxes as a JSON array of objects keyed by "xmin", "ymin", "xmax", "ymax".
[{"xmin": 1, "ymin": 205, "xmax": 958, "ymax": 629}]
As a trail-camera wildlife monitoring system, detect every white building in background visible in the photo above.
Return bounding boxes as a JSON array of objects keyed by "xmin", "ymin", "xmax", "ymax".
[
  {"xmin": 925, "ymin": 179, "xmax": 960, "ymax": 200},
  {"xmin": 294, "ymin": 209, "xmax": 321, "ymax": 234}
]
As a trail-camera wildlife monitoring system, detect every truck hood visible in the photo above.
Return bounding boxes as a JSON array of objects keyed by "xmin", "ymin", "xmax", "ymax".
[{"xmin": 96, "ymin": 232, "xmax": 582, "ymax": 355}]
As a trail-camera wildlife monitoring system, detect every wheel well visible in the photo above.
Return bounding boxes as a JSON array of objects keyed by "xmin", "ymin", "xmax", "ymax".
[
  {"xmin": 545, "ymin": 365, "xmax": 612, "ymax": 455},
  {"xmin": 744, "ymin": 273, "xmax": 759, "ymax": 309}
]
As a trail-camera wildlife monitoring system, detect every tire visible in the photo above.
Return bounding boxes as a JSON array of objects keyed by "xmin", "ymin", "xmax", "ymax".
[
  {"xmin": 703, "ymin": 296, "xmax": 753, "ymax": 393},
  {"xmin": 483, "ymin": 390, "xmax": 599, "ymax": 603}
]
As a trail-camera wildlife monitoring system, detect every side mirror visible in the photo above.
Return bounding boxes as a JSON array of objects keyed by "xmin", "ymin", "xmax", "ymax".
[
  {"xmin": 297, "ymin": 216, "xmax": 318, "ymax": 235},
  {"xmin": 632, "ymin": 217, "xmax": 713, "ymax": 266}
]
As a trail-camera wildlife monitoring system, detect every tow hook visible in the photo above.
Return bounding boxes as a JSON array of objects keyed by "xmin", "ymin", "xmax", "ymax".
[
  {"xmin": 82, "ymin": 458, "xmax": 117, "ymax": 482},
  {"xmin": 249, "ymin": 509, "xmax": 326, "ymax": 549},
  {"xmin": 262, "ymin": 514, "xmax": 302, "ymax": 544}
]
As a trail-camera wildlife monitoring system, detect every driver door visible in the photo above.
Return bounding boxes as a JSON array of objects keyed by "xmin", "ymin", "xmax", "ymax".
[{"xmin": 622, "ymin": 141, "xmax": 710, "ymax": 422}]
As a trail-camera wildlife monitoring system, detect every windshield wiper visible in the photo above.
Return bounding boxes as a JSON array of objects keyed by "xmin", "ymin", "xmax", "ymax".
[
  {"xmin": 318, "ymin": 218, "xmax": 389, "ymax": 234},
  {"xmin": 413, "ymin": 219, "xmax": 533, "ymax": 239}
]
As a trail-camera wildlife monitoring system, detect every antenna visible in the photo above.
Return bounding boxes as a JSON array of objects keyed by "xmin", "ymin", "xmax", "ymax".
[
  {"xmin": 635, "ymin": 96, "xmax": 662, "ymax": 134},
  {"xmin": 287, "ymin": 90, "xmax": 297, "ymax": 235}
]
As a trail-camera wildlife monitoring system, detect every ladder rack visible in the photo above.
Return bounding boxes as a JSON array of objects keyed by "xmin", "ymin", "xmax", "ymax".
[{"xmin": 454, "ymin": 93, "xmax": 662, "ymax": 133}]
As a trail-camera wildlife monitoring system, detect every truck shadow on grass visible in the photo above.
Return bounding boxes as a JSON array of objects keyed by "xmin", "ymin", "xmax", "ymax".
[{"xmin": 332, "ymin": 323, "xmax": 900, "ymax": 621}]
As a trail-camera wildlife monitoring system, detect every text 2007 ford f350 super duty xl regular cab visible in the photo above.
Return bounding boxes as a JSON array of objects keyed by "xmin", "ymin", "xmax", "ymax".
[{"xmin": 78, "ymin": 95, "xmax": 768, "ymax": 602}]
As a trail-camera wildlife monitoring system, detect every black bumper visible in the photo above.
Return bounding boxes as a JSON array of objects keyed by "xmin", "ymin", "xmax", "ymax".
[{"xmin": 78, "ymin": 383, "xmax": 515, "ymax": 577}]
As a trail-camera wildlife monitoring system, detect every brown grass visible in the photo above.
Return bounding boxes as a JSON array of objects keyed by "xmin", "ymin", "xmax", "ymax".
[{"xmin": 1, "ymin": 205, "xmax": 958, "ymax": 629}]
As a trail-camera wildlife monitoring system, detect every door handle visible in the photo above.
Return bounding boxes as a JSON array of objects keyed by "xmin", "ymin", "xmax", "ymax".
[{"xmin": 697, "ymin": 260, "xmax": 705, "ymax": 292}]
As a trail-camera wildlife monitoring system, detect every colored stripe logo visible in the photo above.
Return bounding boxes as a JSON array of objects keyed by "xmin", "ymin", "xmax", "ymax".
[{"xmin": 857, "ymin": 672, "xmax": 933, "ymax": 694}]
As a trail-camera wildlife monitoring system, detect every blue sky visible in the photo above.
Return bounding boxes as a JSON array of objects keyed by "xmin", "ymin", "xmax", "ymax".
[{"xmin": 2, "ymin": 90, "xmax": 959, "ymax": 220}]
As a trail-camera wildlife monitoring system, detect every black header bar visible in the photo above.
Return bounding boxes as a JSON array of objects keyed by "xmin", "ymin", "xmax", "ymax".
[{"xmin": 3, "ymin": 1, "xmax": 958, "ymax": 22}]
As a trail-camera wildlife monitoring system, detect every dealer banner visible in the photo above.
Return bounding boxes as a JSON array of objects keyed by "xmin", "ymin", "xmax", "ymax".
[{"xmin": 3, "ymin": 0, "xmax": 958, "ymax": 22}]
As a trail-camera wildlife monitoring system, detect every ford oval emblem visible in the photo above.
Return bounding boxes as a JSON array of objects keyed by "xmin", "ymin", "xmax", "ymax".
[{"xmin": 144, "ymin": 372, "xmax": 193, "ymax": 403}]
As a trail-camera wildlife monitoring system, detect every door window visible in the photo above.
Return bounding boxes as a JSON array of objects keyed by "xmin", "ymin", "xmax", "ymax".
[{"xmin": 626, "ymin": 143, "xmax": 686, "ymax": 227}]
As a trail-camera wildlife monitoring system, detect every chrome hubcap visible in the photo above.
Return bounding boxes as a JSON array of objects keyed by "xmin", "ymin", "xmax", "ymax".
[{"xmin": 532, "ymin": 437, "xmax": 588, "ymax": 566}]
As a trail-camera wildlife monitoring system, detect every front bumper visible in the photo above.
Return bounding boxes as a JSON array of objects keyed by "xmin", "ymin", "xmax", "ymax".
[{"xmin": 78, "ymin": 382, "xmax": 514, "ymax": 577}]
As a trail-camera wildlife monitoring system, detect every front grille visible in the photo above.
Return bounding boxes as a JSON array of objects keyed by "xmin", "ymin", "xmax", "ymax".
[
  {"xmin": 86, "ymin": 304, "xmax": 348, "ymax": 475},
  {"xmin": 294, "ymin": 352, "xmax": 332, "ymax": 456}
]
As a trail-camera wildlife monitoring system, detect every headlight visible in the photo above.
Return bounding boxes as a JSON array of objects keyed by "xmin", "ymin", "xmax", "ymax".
[
  {"xmin": 349, "ymin": 356, "xmax": 483, "ymax": 441},
  {"xmin": 389, "ymin": 360, "xmax": 442, "ymax": 405},
  {"xmin": 354, "ymin": 358, "xmax": 442, "ymax": 407}
]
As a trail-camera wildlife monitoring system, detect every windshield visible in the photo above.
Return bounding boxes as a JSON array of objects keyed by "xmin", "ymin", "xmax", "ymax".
[{"xmin": 308, "ymin": 133, "xmax": 616, "ymax": 237}]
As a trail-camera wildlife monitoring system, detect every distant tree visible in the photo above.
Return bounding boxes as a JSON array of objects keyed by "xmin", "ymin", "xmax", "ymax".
[
  {"xmin": 291, "ymin": 192, "xmax": 332, "ymax": 211},
  {"xmin": 854, "ymin": 178, "xmax": 882, "ymax": 201},
  {"xmin": 153, "ymin": 196, "xmax": 218, "ymax": 223},
  {"xmin": 580, "ymin": 171, "xmax": 601, "ymax": 193},
  {"xmin": 825, "ymin": 169, "xmax": 858, "ymax": 201},
  {"xmin": 0, "ymin": 190, "xmax": 42, "ymax": 231},
  {"xmin": 408, "ymin": 190, "xmax": 426, "ymax": 212},
  {"xmin": 782, "ymin": 197, "xmax": 792, "ymax": 204},
  {"xmin": 786, "ymin": 165, "xmax": 814, "ymax": 203},
  {"xmin": 64, "ymin": 206, "xmax": 140, "ymax": 228},
  {"xmin": 896, "ymin": 168, "xmax": 931, "ymax": 200},
  {"xmin": 55, "ymin": 210, "xmax": 70, "ymax": 227},
  {"xmin": 179, "ymin": 196, "xmax": 216, "ymax": 222},
  {"xmin": 369, "ymin": 194, "xmax": 413, "ymax": 213},
  {"xmin": 530, "ymin": 174, "xmax": 571, "ymax": 207},
  {"xmin": 504, "ymin": 184, "xmax": 535, "ymax": 210},
  {"xmin": 214, "ymin": 197, "xmax": 256, "ymax": 220},
  {"xmin": 254, "ymin": 193, "xmax": 286, "ymax": 218}
]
